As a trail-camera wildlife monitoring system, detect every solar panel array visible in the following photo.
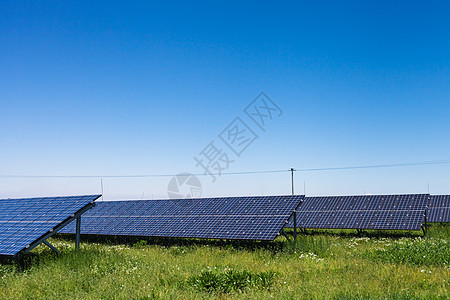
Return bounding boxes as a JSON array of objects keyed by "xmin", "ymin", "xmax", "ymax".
[
  {"xmin": 60, "ymin": 195, "xmax": 304, "ymax": 241},
  {"xmin": 0, "ymin": 195, "xmax": 100, "ymax": 256},
  {"xmin": 427, "ymin": 195, "xmax": 450, "ymax": 223},
  {"xmin": 286, "ymin": 194, "xmax": 428, "ymax": 230}
]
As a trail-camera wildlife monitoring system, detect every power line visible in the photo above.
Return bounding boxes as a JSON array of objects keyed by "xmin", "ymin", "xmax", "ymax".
[
  {"xmin": 0, "ymin": 169, "xmax": 288, "ymax": 178},
  {"xmin": 295, "ymin": 159, "xmax": 450, "ymax": 172},
  {"xmin": 0, "ymin": 159, "xmax": 449, "ymax": 179}
]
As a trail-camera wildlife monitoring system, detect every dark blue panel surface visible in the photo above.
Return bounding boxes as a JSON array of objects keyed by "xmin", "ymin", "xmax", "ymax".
[
  {"xmin": 427, "ymin": 195, "xmax": 450, "ymax": 223},
  {"xmin": 286, "ymin": 194, "xmax": 428, "ymax": 230},
  {"xmin": 0, "ymin": 195, "xmax": 100, "ymax": 256},
  {"xmin": 60, "ymin": 195, "xmax": 304, "ymax": 241}
]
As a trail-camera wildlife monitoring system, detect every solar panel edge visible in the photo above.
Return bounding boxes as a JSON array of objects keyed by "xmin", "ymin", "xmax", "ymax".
[{"xmin": 0, "ymin": 194, "xmax": 102, "ymax": 202}]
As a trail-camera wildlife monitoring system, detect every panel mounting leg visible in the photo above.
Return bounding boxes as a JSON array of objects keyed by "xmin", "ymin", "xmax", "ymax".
[
  {"xmin": 43, "ymin": 241, "xmax": 60, "ymax": 255},
  {"xmin": 293, "ymin": 210, "xmax": 297, "ymax": 242},
  {"xmin": 280, "ymin": 229, "xmax": 292, "ymax": 243},
  {"xmin": 422, "ymin": 210, "xmax": 427, "ymax": 236},
  {"xmin": 118, "ymin": 235, "xmax": 128, "ymax": 244},
  {"xmin": 75, "ymin": 216, "xmax": 81, "ymax": 251}
]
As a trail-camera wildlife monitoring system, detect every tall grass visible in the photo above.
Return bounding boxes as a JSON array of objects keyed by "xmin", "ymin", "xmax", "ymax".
[
  {"xmin": 364, "ymin": 238, "xmax": 449, "ymax": 266},
  {"xmin": 187, "ymin": 268, "xmax": 276, "ymax": 294},
  {"xmin": 426, "ymin": 223, "xmax": 450, "ymax": 239},
  {"xmin": 284, "ymin": 235, "xmax": 332, "ymax": 257}
]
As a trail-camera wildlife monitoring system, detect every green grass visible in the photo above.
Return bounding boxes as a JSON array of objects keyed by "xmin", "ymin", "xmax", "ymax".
[
  {"xmin": 0, "ymin": 224, "xmax": 449, "ymax": 299},
  {"xmin": 364, "ymin": 238, "xmax": 449, "ymax": 266},
  {"xmin": 187, "ymin": 268, "xmax": 276, "ymax": 293}
]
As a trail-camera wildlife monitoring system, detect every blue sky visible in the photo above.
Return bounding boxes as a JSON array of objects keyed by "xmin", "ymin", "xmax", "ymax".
[{"xmin": 1, "ymin": 1, "xmax": 449, "ymax": 199}]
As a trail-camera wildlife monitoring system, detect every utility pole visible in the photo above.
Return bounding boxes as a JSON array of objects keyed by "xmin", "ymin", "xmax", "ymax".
[
  {"xmin": 304, "ymin": 181, "xmax": 306, "ymax": 196},
  {"xmin": 291, "ymin": 167, "xmax": 297, "ymax": 243},
  {"xmin": 291, "ymin": 168, "xmax": 295, "ymax": 195}
]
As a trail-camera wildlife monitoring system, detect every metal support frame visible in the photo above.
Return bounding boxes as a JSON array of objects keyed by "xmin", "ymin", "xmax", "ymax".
[
  {"xmin": 421, "ymin": 207, "xmax": 427, "ymax": 236},
  {"xmin": 22, "ymin": 201, "xmax": 95, "ymax": 255},
  {"xmin": 43, "ymin": 241, "xmax": 60, "ymax": 255},
  {"xmin": 280, "ymin": 228, "xmax": 292, "ymax": 243},
  {"xmin": 283, "ymin": 196, "xmax": 304, "ymax": 246},
  {"xmin": 293, "ymin": 210, "xmax": 297, "ymax": 242},
  {"xmin": 75, "ymin": 216, "xmax": 81, "ymax": 251},
  {"xmin": 117, "ymin": 235, "xmax": 128, "ymax": 244}
]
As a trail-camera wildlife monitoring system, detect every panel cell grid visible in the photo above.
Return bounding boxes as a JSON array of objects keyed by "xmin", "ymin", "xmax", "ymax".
[
  {"xmin": 427, "ymin": 195, "xmax": 450, "ymax": 223},
  {"xmin": 286, "ymin": 194, "xmax": 428, "ymax": 231}
]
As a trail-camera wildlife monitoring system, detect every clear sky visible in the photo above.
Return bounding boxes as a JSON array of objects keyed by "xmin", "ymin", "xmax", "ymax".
[{"xmin": 1, "ymin": 1, "xmax": 449, "ymax": 199}]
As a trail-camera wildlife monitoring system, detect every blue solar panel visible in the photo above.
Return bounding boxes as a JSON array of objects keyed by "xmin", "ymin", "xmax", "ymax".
[
  {"xmin": 60, "ymin": 195, "xmax": 304, "ymax": 241},
  {"xmin": 427, "ymin": 195, "xmax": 450, "ymax": 223},
  {"xmin": 286, "ymin": 194, "xmax": 428, "ymax": 231},
  {"xmin": 0, "ymin": 195, "xmax": 100, "ymax": 256}
]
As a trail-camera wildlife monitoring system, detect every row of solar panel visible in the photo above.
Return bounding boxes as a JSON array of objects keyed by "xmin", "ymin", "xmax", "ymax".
[
  {"xmin": 61, "ymin": 194, "xmax": 449, "ymax": 239},
  {"xmin": 291, "ymin": 211, "xmax": 424, "ymax": 230},
  {"xmin": 286, "ymin": 194, "xmax": 450, "ymax": 229},
  {"xmin": 60, "ymin": 195, "xmax": 304, "ymax": 241}
]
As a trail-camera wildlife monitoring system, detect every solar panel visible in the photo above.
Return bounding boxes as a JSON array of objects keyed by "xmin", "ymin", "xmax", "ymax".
[
  {"xmin": 60, "ymin": 195, "xmax": 304, "ymax": 241},
  {"xmin": 286, "ymin": 194, "xmax": 428, "ymax": 231},
  {"xmin": 427, "ymin": 195, "xmax": 450, "ymax": 223},
  {"xmin": 0, "ymin": 195, "xmax": 100, "ymax": 256}
]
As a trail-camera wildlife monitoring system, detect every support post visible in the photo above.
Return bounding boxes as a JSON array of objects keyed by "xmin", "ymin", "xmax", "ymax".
[
  {"xmin": 43, "ymin": 241, "xmax": 60, "ymax": 255},
  {"xmin": 293, "ymin": 210, "xmax": 297, "ymax": 242},
  {"xmin": 422, "ymin": 209, "xmax": 427, "ymax": 236},
  {"xmin": 75, "ymin": 216, "xmax": 81, "ymax": 251},
  {"xmin": 280, "ymin": 229, "xmax": 292, "ymax": 243}
]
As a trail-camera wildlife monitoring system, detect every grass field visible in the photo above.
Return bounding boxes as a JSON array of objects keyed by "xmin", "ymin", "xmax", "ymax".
[{"xmin": 1, "ymin": 225, "xmax": 449, "ymax": 299}]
